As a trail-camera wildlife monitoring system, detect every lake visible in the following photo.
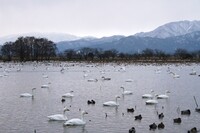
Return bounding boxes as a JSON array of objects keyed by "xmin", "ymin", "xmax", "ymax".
[{"xmin": 0, "ymin": 62, "xmax": 200, "ymax": 133}]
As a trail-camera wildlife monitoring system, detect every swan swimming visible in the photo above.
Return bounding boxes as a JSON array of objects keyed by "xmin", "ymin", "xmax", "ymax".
[
  {"xmin": 103, "ymin": 95, "xmax": 120, "ymax": 107},
  {"xmin": 170, "ymin": 72, "xmax": 180, "ymax": 78},
  {"xmin": 101, "ymin": 76, "xmax": 111, "ymax": 81},
  {"xmin": 190, "ymin": 69, "xmax": 196, "ymax": 75},
  {"xmin": 157, "ymin": 91, "xmax": 170, "ymax": 99},
  {"xmin": 20, "ymin": 88, "xmax": 36, "ymax": 98},
  {"xmin": 146, "ymin": 94, "xmax": 158, "ymax": 105},
  {"xmin": 62, "ymin": 91, "xmax": 74, "ymax": 98},
  {"xmin": 125, "ymin": 79, "xmax": 133, "ymax": 82},
  {"xmin": 47, "ymin": 107, "xmax": 70, "ymax": 121},
  {"xmin": 146, "ymin": 99, "xmax": 158, "ymax": 105},
  {"xmin": 142, "ymin": 90, "xmax": 154, "ymax": 99},
  {"xmin": 87, "ymin": 79, "xmax": 98, "ymax": 82},
  {"xmin": 121, "ymin": 87, "xmax": 133, "ymax": 95},
  {"xmin": 41, "ymin": 84, "xmax": 49, "ymax": 88},
  {"xmin": 63, "ymin": 111, "xmax": 88, "ymax": 126}
]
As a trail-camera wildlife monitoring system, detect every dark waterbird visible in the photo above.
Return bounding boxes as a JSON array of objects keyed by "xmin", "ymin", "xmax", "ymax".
[
  {"xmin": 173, "ymin": 117, "xmax": 181, "ymax": 123},
  {"xmin": 181, "ymin": 109, "xmax": 191, "ymax": 115},
  {"xmin": 158, "ymin": 122, "xmax": 165, "ymax": 129},
  {"xmin": 188, "ymin": 127, "xmax": 198, "ymax": 133},
  {"xmin": 158, "ymin": 113, "xmax": 164, "ymax": 119},
  {"xmin": 61, "ymin": 98, "xmax": 65, "ymax": 103},
  {"xmin": 87, "ymin": 100, "xmax": 96, "ymax": 104},
  {"xmin": 129, "ymin": 127, "xmax": 136, "ymax": 133},
  {"xmin": 127, "ymin": 108, "xmax": 134, "ymax": 113},
  {"xmin": 135, "ymin": 114, "xmax": 142, "ymax": 120},
  {"xmin": 149, "ymin": 123, "xmax": 157, "ymax": 130}
]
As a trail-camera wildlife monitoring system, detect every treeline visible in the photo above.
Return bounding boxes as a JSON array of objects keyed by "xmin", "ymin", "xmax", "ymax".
[
  {"xmin": 58, "ymin": 48, "xmax": 200, "ymax": 62},
  {"xmin": 1, "ymin": 37, "xmax": 57, "ymax": 61},
  {"xmin": 1, "ymin": 37, "xmax": 200, "ymax": 62}
]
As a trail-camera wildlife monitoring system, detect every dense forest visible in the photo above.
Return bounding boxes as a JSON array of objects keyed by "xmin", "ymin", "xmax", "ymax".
[{"xmin": 1, "ymin": 36, "xmax": 200, "ymax": 62}]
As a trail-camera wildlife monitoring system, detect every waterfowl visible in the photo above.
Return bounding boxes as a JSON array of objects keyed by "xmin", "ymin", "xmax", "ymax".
[
  {"xmin": 129, "ymin": 127, "xmax": 136, "ymax": 133},
  {"xmin": 145, "ymin": 99, "xmax": 158, "ymax": 105},
  {"xmin": 158, "ymin": 113, "xmax": 164, "ymax": 119},
  {"xmin": 103, "ymin": 96, "xmax": 120, "ymax": 107},
  {"xmin": 41, "ymin": 85, "xmax": 49, "ymax": 88},
  {"xmin": 173, "ymin": 117, "xmax": 181, "ymax": 123},
  {"xmin": 149, "ymin": 123, "xmax": 157, "ymax": 130},
  {"xmin": 190, "ymin": 69, "xmax": 196, "ymax": 75},
  {"xmin": 47, "ymin": 107, "xmax": 70, "ymax": 121},
  {"xmin": 127, "ymin": 108, "xmax": 134, "ymax": 113},
  {"xmin": 142, "ymin": 90, "xmax": 154, "ymax": 99},
  {"xmin": 61, "ymin": 99, "xmax": 65, "ymax": 103},
  {"xmin": 87, "ymin": 100, "xmax": 95, "ymax": 105},
  {"xmin": 20, "ymin": 88, "xmax": 36, "ymax": 98},
  {"xmin": 63, "ymin": 111, "xmax": 88, "ymax": 126},
  {"xmin": 62, "ymin": 91, "xmax": 74, "ymax": 98},
  {"xmin": 102, "ymin": 76, "xmax": 111, "ymax": 81},
  {"xmin": 121, "ymin": 87, "xmax": 133, "ymax": 95},
  {"xmin": 188, "ymin": 127, "xmax": 197, "ymax": 133},
  {"xmin": 135, "ymin": 114, "xmax": 142, "ymax": 120},
  {"xmin": 181, "ymin": 109, "xmax": 191, "ymax": 115},
  {"xmin": 88, "ymin": 79, "xmax": 98, "ymax": 82},
  {"xmin": 157, "ymin": 90, "xmax": 169, "ymax": 99},
  {"xmin": 158, "ymin": 122, "xmax": 165, "ymax": 129},
  {"xmin": 125, "ymin": 79, "xmax": 133, "ymax": 82}
]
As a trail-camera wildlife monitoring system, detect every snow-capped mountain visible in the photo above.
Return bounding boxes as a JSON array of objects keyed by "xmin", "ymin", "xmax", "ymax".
[
  {"xmin": 0, "ymin": 32, "xmax": 80, "ymax": 45},
  {"xmin": 56, "ymin": 31, "xmax": 200, "ymax": 53},
  {"xmin": 135, "ymin": 20, "xmax": 200, "ymax": 38}
]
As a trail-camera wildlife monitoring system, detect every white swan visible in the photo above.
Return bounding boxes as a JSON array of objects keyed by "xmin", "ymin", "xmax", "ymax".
[
  {"xmin": 157, "ymin": 91, "xmax": 170, "ymax": 99},
  {"xmin": 83, "ymin": 73, "xmax": 88, "ymax": 78},
  {"xmin": 170, "ymin": 72, "xmax": 180, "ymax": 78},
  {"xmin": 60, "ymin": 68, "xmax": 65, "ymax": 73},
  {"xmin": 125, "ymin": 79, "xmax": 133, "ymax": 82},
  {"xmin": 101, "ymin": 76, "xmax": 111, "ymax": 81},
  {"xmin": 62, "ymin": 91, "xmax": 74, "ymax": 98},
  {"xmin": 142, "ymin": 90, "xmax": 154, "ymax": 99},
  {"xmin": 20, "ymin": 88, "xmax": 36, "ymax": 98},
  {"xmin": 48, "ymin": 107, "xmax": 70, "ymax": 121},
  {"xmin": 87, "ymin": 78, "xmax": 98, "ymax": 82},
  {"xmin": 41, "ymin": 84, "xmax": 49, "ymax": 88},
  {"xmin": 146, "ymin": 94, "xmax": 158, "ymax": 105},
  {"xmin": 145, "ymin": 99, "xmax": 158, "ymax": 105},
  {"xmin": 42, "ymin": 74, "xmax": 48, "ymax": 78},
  {"xmin": 121, "ymin": 87, "xmax": 133, "ymax": 95},
  {"xmin": 63, "ymin": 111, "xmax": 88, "ymax": 126},
  {"xmin": 190, "ymin": 69, "xmax": 196, "ymax": 75},
  {"xmin": 103, "ymin": 95, "xmax": 120, "ymax": 107}
]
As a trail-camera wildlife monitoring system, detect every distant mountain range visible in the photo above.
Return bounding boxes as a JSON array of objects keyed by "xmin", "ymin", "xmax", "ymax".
[
  {"xmin": 1, "ymin": 20, "xmax": 200, "ymax": 53},
  {"xmin": 57, "ymin": 20, "xmax": 200, "ymax": 53},
  {"xmin": 0, "ymin": 32, "xmax": 80, "ymax": 44}
]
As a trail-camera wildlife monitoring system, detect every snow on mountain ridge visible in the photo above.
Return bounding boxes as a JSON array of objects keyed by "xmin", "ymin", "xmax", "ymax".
[{"xmin": 135, "ymin": 20, "xmax": 200, "ymax": 38}]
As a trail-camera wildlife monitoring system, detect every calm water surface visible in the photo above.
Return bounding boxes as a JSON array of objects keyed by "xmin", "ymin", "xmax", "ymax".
[{"xmin": 0, "ymin": 62, "xmax": 200, "ymax": 133}]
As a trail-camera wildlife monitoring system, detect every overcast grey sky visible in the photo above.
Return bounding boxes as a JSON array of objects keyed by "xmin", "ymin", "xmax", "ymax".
[{"xmin": 0, "ymin": 0, "xmax": 200, "ymax": 37}]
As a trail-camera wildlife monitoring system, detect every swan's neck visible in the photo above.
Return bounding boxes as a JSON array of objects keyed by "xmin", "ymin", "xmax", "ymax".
[
  {"xmin": 32, "ymin": 90, "xmax": 34, "ymax": 97},
  {"xmin": 81, "ymin": 114, "xmax": 84, "ymax": 121},
  {"xmin": 115, "ymin": 98, "xmax": 118, "ymax": 103}
]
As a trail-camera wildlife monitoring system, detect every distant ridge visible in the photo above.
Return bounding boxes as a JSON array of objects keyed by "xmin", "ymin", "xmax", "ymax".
[
  {"xmin": 135, "ymin": 20, "xmax": 200, "ymax": 38},
  {"xmin": 0, "ymin": 32, "xmax": 80, "ymax": 45}
]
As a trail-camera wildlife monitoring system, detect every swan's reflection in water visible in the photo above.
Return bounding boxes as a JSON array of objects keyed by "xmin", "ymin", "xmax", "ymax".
[{"xmin": 63, "ymin": 125, "xmax": 88, "ymax": 133}]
